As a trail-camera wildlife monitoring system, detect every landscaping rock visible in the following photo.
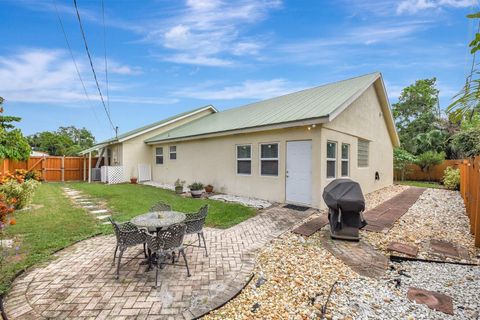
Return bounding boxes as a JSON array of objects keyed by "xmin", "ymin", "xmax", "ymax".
[{"xmin": 208, "ymin": 194, "xmax": 271, "ymax": 209}]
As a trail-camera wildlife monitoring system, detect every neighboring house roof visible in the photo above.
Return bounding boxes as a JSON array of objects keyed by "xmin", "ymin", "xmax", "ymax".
[
  {"xmin": 145, "ymin": 72, "xmax": 400, "ymax": 146},
  {"xmin": 80, "ymin": 105, "xmax": 217, "ymax": 155}
]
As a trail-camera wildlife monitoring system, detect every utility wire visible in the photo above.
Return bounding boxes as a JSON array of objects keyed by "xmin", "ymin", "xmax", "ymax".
[
  {"xmin": 73, "ymin": 0, "xmax": 116, "ymax": 133},
  {"xmin": 101, "ymin": 0, "xmax": 111, "ymax": 115},
  {"xmin": 53, "ymin": 0, "xmax": 101, "ymax": 125}
]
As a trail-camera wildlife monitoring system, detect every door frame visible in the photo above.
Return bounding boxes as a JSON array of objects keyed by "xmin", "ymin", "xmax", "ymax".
[{"xmin": 285, "ymin": 139, "xmax": 313, "ymax": 206}]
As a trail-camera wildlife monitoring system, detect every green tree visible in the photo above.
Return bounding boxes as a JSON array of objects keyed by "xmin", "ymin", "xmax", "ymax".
[
  {"xmin": 450, "ymin": 127, "xmax": 480, "ymax": 158},
  {"xmin": 393, "ymin": 148, "xmax": 417, "ymax": 181},
  {"xmin": 415, "ymin": 151, "xmax": 445, "ymax": 181},
  {"xmin": 28, "ymin": 126, "xmax": 95, "ymax": 156},
  {"xmin": 413, "ymin": 129, "xmax": 447, "ymax": 154},
  {"xmin": 0, "ymin": 97, "xmax": 31, "ymax": 161},
  {"xmin": 392, "ymin": 78, "xmax": 442, "ymax": 154}
]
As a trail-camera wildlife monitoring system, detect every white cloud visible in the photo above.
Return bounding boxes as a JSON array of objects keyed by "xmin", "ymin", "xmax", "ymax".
[
  {"xmin": 144, "ymin": 0, "xmax": 281, "ymax": 66},
  {"xmin": 175, "ymin": 79, "xmax": 304, "ymax": 100},
  {"xmin": 0, "ymin": 48, "xmax": 168, "ymax": 105},
  {"xmin": 397, "ymin": 0, "xmax": 476, "ymax": 14}
]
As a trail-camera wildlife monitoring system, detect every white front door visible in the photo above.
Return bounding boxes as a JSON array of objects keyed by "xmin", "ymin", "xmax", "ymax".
[{"xmin": 286, "ymin": 140, "xmax": 312, "ymax": 206}]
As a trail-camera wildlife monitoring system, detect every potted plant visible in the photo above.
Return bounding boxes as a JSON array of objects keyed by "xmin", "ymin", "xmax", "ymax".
[
  {"xmin": 130, "ymin": 177, "xmax": 138, "ymax": 184},
  {"xmin": 174, "ymin": 179, "xmax": 185, "ymax": 194},
  {"xmin": 205, "ymin": 184, "xmax": 214, "ymax": 193},
  {"xmin": 188, "ymin": 182, "xmax": 204, "ymax": 198}
]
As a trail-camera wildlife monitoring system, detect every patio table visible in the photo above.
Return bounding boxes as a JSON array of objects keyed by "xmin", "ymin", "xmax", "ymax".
[
  {"xmin": 131, "ymin": 211, "xmax": 186, "ymax": 232},
  {"xmin": 131, "ymin": 211, "xmax": 187, "ymax": 271}
]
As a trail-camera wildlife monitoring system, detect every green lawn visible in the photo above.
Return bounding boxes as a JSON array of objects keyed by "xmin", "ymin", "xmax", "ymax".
[
  {"xmin": 0, "ymin": 183, "xmax": 100, "ymax": 295},
  {"xmin": 396, "ymin": 180, "xmax": 445, "ymax": 189},
  {"xmin": 68, "ymin": 182, "xmax": 257, "ymax": 229}
]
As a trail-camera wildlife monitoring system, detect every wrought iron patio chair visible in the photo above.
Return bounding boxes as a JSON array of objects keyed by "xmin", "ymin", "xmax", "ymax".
[
  {"xmin": 144, "ymin": 223, "xmax": 191, "ymax": 287},
  {"xmin": 184, "ymin": 205, "xmax": 209, "ymax": 256},
  {"xmin": 150, "ymin": 201, "xmax": 172, "ymax": 212},
  {"xmin": 109, "ymin": 217, "xmax": 147, "ymax": 279}
]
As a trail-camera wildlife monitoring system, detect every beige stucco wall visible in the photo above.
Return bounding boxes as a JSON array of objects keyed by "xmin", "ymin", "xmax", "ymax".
[
  {"xmin": 147, "ymin": 84, "xmax": 394, "ymax": 208},
  {"xmin": 151, "ymin": 127, "xmax": 324, "ymax": 207},
  {"xmin": 120, "ymin": 108, "xmax": 214, "ymax": 180},
  {"xmin": 321, "ymin": 84, "xmax": 394, "ymax": 198}
]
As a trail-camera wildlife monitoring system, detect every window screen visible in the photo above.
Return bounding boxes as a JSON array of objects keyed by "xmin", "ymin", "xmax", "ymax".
[
  {"xmin": 236, "ymin": 145, "xmax": 251, "ymax": 175},
  {"xmin": 260, "ymin": 143, "xmax": 279, "ymax": 176}
]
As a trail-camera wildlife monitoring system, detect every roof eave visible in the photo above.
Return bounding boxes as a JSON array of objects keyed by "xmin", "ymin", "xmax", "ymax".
[{"xmin": 145, "ymin": 116, "xmax": 329, "ymax": 144}]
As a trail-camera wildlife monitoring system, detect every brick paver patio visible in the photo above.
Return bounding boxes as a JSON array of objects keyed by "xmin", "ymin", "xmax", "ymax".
[{"xmin": 4, "ymin": 205, "xmax": 312, "ymax": 319}]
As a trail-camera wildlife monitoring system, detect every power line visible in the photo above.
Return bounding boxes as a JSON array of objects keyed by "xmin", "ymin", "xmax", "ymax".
[
  {"xmin": 53, "ymin": 1, "xmax": 101, "ymax": 126},
  {"xmin": 73, "ymin": 0, "xmax": 116, "ymax": 133},
  {"xmin": 101, "ymin": 0, "xmax": 111, "ymax": 116}
]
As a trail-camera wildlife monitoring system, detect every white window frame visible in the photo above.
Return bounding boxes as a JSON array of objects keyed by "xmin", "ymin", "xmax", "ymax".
[
  {"xmin": 169, "ymin": 145, "xmax": 177, "ymax": 160},
  {"xmin": 155, "ymin": 147, "xmax": 164, "ymax": 165},
  {"xmin": 259, "ymin": 142, "xmax": 279, "ymax": 177},
  {"xmin": 341, "ymin": 143, "xmax": 350, "ymax": 177},
  {"xmin": 236, "ymin": 144, "xmax": 252, "ymax": 176},
  {"xmin": 326, "ymin": 141, "xmax": 337, "ymax": 179}
]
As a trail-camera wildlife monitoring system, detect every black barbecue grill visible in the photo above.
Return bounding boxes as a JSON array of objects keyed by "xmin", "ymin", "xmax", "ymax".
[{"xmin": 322, "ymin": 179, "xmax": 367, "ymax": 241}]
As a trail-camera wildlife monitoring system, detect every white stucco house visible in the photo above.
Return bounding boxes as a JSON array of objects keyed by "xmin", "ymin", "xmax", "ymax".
[{"xmin": 81, "ymin": 72, "xmax": 399, "ymax": 209}]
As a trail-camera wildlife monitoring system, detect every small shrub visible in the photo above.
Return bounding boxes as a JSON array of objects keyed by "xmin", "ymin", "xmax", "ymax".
[
  {"xmin": 443, "ymin": 167, "xmax": 460, "ymax": 190},
  {"xmin": 188, "ymin": 182, "xmax": 204, "ymax": 191},
  {"xmin": 0, "ymin": 194, "xmax": 15, "ymax": 225},
  {"xmin": 0, "ymin": 179, "xmax": 40, "ymax": 209},
  {"xmin": 174, "ymin": 179, "xmax": 185, "ymax": 187}
]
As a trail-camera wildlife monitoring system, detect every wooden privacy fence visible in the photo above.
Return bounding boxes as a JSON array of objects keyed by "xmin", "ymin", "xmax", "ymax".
[
  {"xmin": 459, "ymin": 157, "xmax": 480, "ymax": 247},
  {"xmin": 396, "ymin": 159, "xmax": 463, "ymax": 182},
  {"xmin": 0, "ymin": 156, "xmax": 101, "ymax": 182}
]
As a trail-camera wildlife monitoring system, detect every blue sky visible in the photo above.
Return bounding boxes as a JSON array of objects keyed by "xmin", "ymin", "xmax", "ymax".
[{"xmin": 0, "ymin": 0, "xmax": 478, "ymax": 141}]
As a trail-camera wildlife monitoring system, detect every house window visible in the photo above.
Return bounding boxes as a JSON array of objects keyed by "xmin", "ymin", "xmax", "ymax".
[
  {"xmin": 155, "ymin": 147, "xmax": 163, "ymax": 164},
  {"xmin": 326, "ymin": 141, "xmax": 337, "ymax": 179},
  {"xmin": 341, "ymin": 143, "xmax": 350, "ymax": 177},
  {"xmin": 169, "ymin": 146, "xmax": 177, "ymax": 160},
  {"xmin": 236, "ymin": 145, "xmax": 251, "ymax": 175},
  {"xmin": 260, "ymin": 143, "xmax": 279, "ymax": 176},
  {"xmin": 357, "ymin": 139, "xmax": 369, "ymax": 167}
]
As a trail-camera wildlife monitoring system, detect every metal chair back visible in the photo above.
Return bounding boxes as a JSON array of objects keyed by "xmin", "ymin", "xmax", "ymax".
[
  {"xmin": 157, "ymin": 224, "xmax": 187, "ymax": 251},
  {"xmin": 185, "ymin": 205, "xmax": 208, "ymax": 234},
  {"xmin": 150, "ymin": 201, "xmax": 172, "ymax": 212}
]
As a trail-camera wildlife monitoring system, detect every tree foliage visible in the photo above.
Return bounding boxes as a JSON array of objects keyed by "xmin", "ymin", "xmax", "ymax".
[
  {"xmin": 415, "ymin": 151, "xmax": 445, "ymax": 180},
  {"xmin": 393, "ymin": 148, "xmax": 416, "ymax": 181},
  {"xmin": 28, "ymin": 126, "xmax": 95, "ymax": 156},
  {"xmin": 392, "ymin": 78, "xmax": 443, "ymax": 155},
  {"xmin": 0, "ymin": 97, "xmax": 30, "ymax": 161}
]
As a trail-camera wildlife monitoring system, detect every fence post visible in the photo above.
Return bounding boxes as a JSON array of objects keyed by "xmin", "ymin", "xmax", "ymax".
[
  {"xmin": 475, "ymin": 157, "xmax": 480, "ymax": 246},
  {"xmin": 61, "ymin": 156, "xmax": 65, "ymax": 182},
  {"xmin": 41, "ymin": 156, "xmax": 47, "ymax": 182}
]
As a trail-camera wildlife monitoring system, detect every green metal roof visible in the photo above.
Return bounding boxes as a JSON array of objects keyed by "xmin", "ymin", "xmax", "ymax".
[
  {"xmin": 88, "ymin": 105, "xmax": 216, "ymax": 148},
  {"xmin": 145, "ymin": 72, "xmax": 381, "ymax": 143}
]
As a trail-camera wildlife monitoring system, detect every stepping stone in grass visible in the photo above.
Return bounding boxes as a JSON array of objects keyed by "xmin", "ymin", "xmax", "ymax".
[
  {"xmin": 96, "ymin": 215, "xmax": 111, "ymax": 220},
  {"xmin": 387, "ymin": 242, "xmax": 419, "ymax": 257},
  {"xmin": 407, "ymin": 287, "xmax": 453, "ymax": 315},
  {"xmin": 91, "ymin": 209, "xmax": 109, "ymax": 214},
  {"xmin": 83, "ymin": 205, "xmax": 97, "ymax": 209}
]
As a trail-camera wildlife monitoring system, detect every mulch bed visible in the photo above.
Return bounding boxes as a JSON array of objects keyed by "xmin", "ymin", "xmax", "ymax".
[{"xmin": 362, "ymin": 187, "xmax": 425, "ymax": 233}]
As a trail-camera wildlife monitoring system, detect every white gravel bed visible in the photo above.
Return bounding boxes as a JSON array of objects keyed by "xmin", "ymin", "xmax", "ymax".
[
  {"xmin": 142, "ymin": 181, "xmax": 271, "ymax": 209},
  {"xmin": 329, "ymin": 261, "xmax": 480, "ymax": 320},
  {"xmin": 363, "ymin": 188, "xmax": 480, "ymax": 262},
  {"xmin": 208, "ymin": 194, "xmax": 271, "ymax": 209}
]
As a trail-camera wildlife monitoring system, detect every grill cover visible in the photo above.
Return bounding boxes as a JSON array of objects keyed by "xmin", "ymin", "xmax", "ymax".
[{"xmin": 323, "ymin": 178, "xmax": 365, "ymax": 213}]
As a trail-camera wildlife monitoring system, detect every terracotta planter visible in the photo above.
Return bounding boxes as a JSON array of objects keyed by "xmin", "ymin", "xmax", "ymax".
[
  {"xmin": 205, "ymin": 185, "xmax": 214, "ymax": 193},
  {"xmin": 175, "ymin": 186, "xmax": 183, "ymax": 194},
  {"xmin": 190, "ymin": 189, "xmax": 203, "ymax": 198},
  {"xmin": 130, "ymin": 178, "xmax": 138, "ymax": 184}
]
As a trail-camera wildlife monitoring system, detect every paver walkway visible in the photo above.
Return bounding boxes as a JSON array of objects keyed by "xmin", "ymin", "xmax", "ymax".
[
  {"xmin": 4, "ymin": 204, "xmax": 312, "ymax": 319},
  {"xmin": 362, "ymin": 187, "xmax": 425, "ymax": 233}
]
